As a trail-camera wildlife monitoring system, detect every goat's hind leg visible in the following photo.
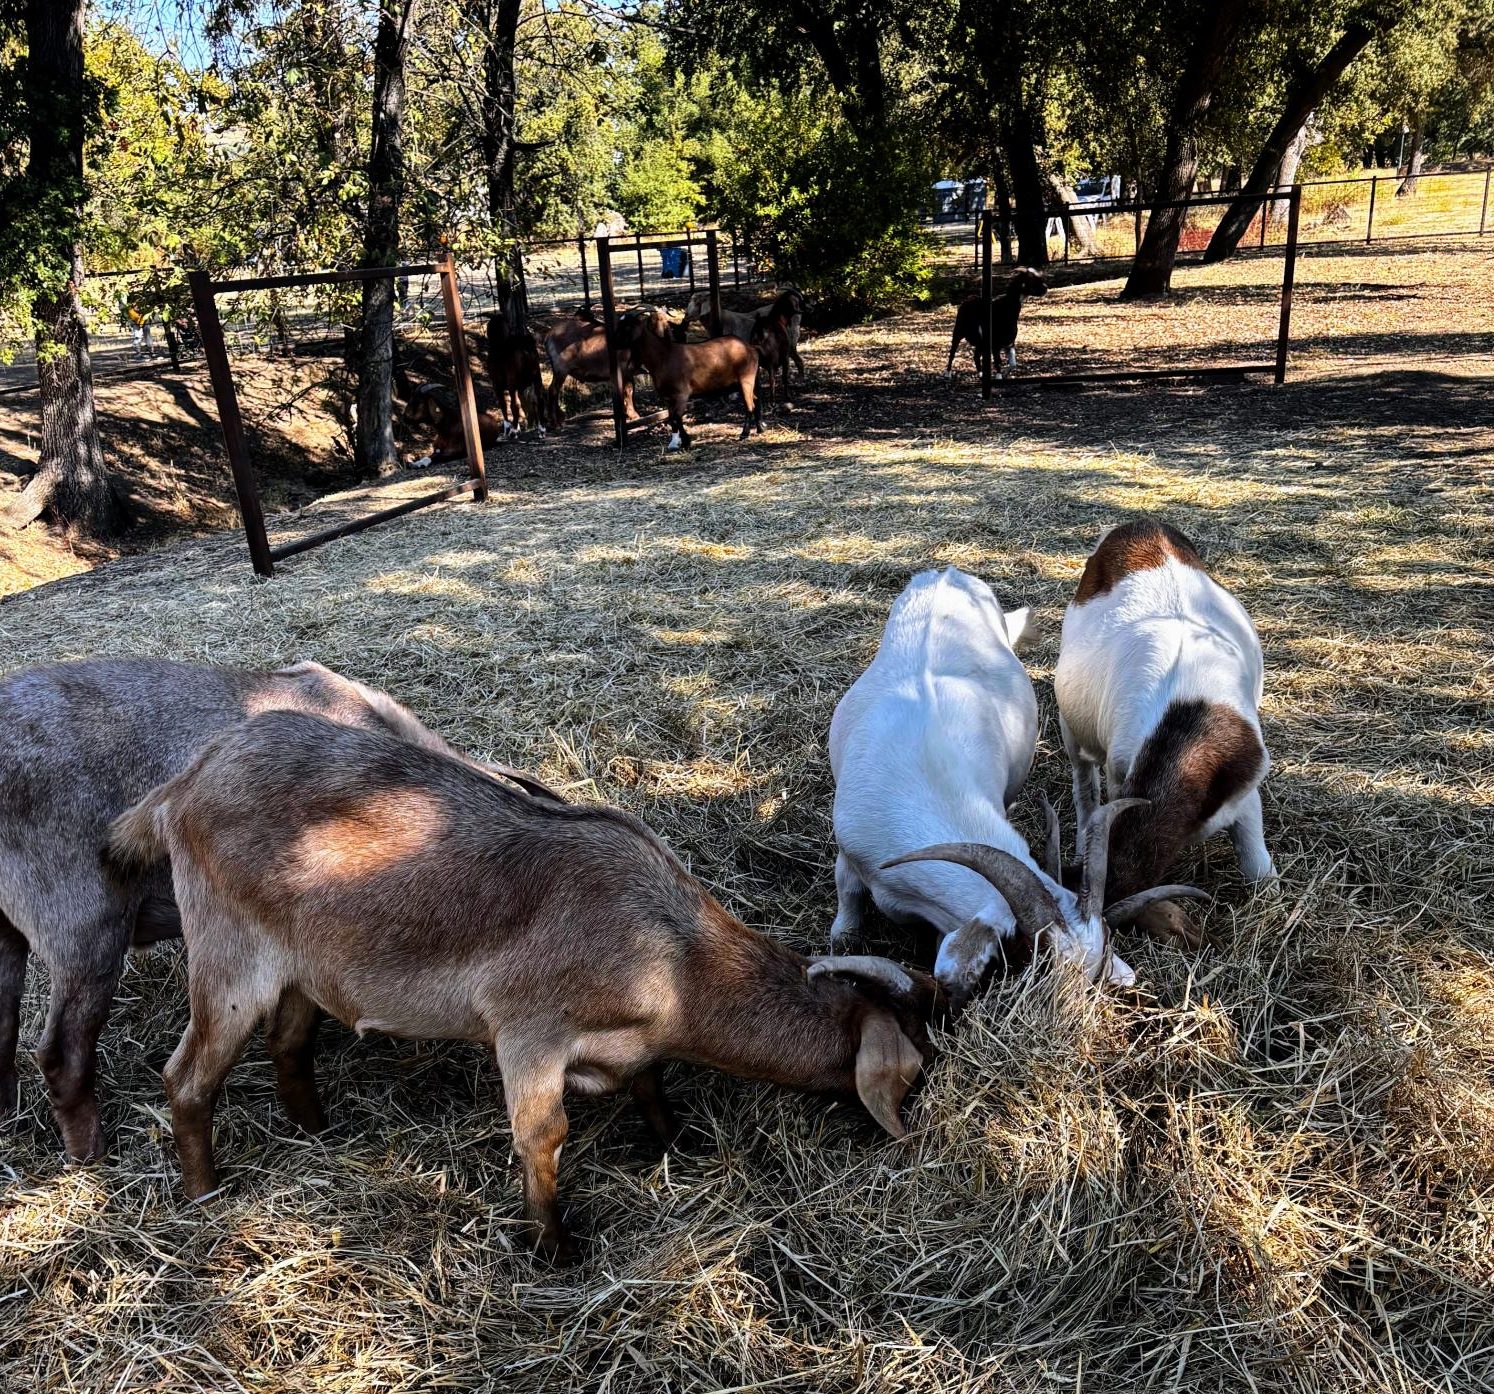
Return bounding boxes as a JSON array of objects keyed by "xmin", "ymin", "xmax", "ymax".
[
  {"xmin": 163, "ymin": 921, "xmax": 275, "ymax": 1198},
  {"xmin": 630, "ymin": 1063, "xmax": 679, "ymax": 1149},
  {"xmin": 33, "ymin": 899, "xmax": 131, "ymax": 1161},
  {"xmin": 265, "ymin": 987, "xmax": 326, "ymax": 1135},
  {"xmin": 829, "ymin": 852, "xmax": 870, "ymax": 948},
  {"xmin": 0, "ymin": 913, "xmax": 26, "ymax": 1119}
]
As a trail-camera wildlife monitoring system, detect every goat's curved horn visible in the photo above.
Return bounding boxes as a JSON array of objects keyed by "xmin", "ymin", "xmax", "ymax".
[
  {"xmin": 1103, "ymin": 885, "xmax": 1213, "ymax": 926},
  {"xmin": 808, "ymin": 955, "xmax": 916, "ymax": 998},
  {"xmin": 1079, "ymin": 798, "xmax": 1149, "ymax": 920},
  {"xmin": 882, "ymin": 844, "xmax": 1063, "ymax": 942},
  {"xmin": 1036, "ymin": 791, "xmax": 1062, "ymax": 882}
]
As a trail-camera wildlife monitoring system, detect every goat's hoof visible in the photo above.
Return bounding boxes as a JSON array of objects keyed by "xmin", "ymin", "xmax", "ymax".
[{"xmin": 536, "ymin": 1225, "xmax": 580, "ymax": 1267}]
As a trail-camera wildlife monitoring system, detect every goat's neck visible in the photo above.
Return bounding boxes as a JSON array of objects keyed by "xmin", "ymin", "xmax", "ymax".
[
  {"xmin": 676, "ymin": 900, "xmax": 861, "ymax": 1094},
  {"xmin": 1109, "ymin": 766, "xmax": 1208, "ymax": 904},
  {"xmin": 636, "ymin": 330, "xmax": 673, "ymax": 375}
]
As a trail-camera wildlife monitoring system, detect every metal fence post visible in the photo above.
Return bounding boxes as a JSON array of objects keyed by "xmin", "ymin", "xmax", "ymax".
[
  {"xmin": 1481, "ymin": 168, "xmax": 1491, "ymax": 235},
  {"xmin": 578, "ymin": 235, "xmax": 591, "ymax": 310},
  {"xmin": 438, "ymin": 253, "xmax": 488, "ymax": 503},
  {"xmin": 634, "ymin": 232, "xmax": 645, "ymax": 302},
  {"xmin": 980, "ymin": 211, "xmax": 994, "ymax": 400},
  {"xmin": 1366, "ymin": 176, "xmax": 1378, "ymax": 243},
  {"xmin": 1274, "ymin": 186, "xmax": 1301, "ymax": 386},
  {"xmin": 189, "ymin": 268, "xmax": 274, "ymax": 577},
  {"xmin": 597, "ymin": 237, "xmax": 627, "ymax": 448},
  {"xmin": 706, "ymin": 229, "xmax": 723, "ymax": 337}
]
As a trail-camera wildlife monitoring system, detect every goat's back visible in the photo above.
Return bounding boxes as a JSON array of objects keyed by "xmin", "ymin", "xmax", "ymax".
[
  {"xmin": 0, "ymin": 660, "xmax": 457, "ymax": 946},
  {"xmin": 830, "ymin": 568, "xmax": 1037, "ymax": 831},
  {"xmin": 1056, "ymin": 530, "xmax": 1265, "ymax": 759},
  {"xmin": 146, "ymin": 712, "xmax": 701, "ymax": 1009}
]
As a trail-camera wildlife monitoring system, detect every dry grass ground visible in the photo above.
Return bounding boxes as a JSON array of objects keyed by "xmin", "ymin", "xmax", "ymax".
[{"xmin": 1, "ymin": 242, "xmax": 1491, "ymax": 1393}]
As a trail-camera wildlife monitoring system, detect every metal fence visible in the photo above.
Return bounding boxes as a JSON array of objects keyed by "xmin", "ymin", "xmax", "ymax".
[{"xmin": 964, "ymin": 164, "xmax": 1493, "ymax": 268}]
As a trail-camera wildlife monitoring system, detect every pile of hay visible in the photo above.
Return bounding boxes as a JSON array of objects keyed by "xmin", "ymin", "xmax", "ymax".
[{"xmin": 2, "ymin": 251, "xmax": 1491, "ymax": 1392}]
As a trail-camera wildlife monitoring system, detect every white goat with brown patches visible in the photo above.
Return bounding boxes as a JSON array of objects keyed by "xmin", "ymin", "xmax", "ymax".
[
  {"xmin": 828, "ymin": 567, "xmax": 1199, "ymax": 1005},
  {"xmin": 106, "ymin": 712, "xmax": 941, "ymax": 1262},
  {"xmin": 1055, "ymin": 519, "xmax": 1276, "ymax": 944}
]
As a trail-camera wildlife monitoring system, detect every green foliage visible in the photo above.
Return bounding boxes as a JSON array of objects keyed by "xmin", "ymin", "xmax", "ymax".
[{"xmin": 712, "ymin": 86, "xmax": 933, "ymax": 315}]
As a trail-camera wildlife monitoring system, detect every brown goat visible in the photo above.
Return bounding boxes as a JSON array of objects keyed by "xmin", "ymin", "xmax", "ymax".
[
  {"xmin": 402, "ymin": 384, "xmax": 502, "ymax": 466},
  {"xmin": 483, "ymin": 314, "xmax": 545, "ymax": 436},
  {"xmin": 0, "ymin": 658, "xmax": 553, "ymax": 1161},
  {"xmin": 618, "ymin": 307, "xmax": 760, "ymax": 450},
  {"xmin": 945, "ymin": 268, "xmax": 1048, "ymax": 380},
  {"xmin": 542, "ymin": 310, "xmax": 637, "ymax": 430},
  {"xmin": 750, "ymin": 289, "xmax": 802, "ymax": 410},
  {"xmin": 107, "ymin": 712, "xmax": 940, "ymax": 1261}
]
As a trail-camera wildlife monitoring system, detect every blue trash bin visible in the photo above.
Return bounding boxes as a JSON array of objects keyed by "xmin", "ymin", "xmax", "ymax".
[{"xmin": 658, "ymin": 246, "xmax": 689, "ymax": 278}]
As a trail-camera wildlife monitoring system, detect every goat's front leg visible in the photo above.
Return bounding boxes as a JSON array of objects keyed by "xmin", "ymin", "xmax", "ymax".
[
  {"xmin": 264, "ymin": 987, "xmax": 326, "ymax": 1135},
  {"xmin": 496, "ymin": 1047, "xmax": 575, "ymax": 1263},
  {"xmin": 666, "ymin": 395, "xmax": 689, "ymax": 451},
  {"xmin": 630, "ymin": 1064, "xmax": 680, "ymax": 1148},
  {"xmin": 1060, "ymin": 717, "xmax": 1103, "ymax": 855},
  {"xmin": 829, "ymin": 852, "xmax": 869, "ymax": 948},
  {"xmin": 1229, "ymin": 788, "xmax": 1277, "ymax": 884}
]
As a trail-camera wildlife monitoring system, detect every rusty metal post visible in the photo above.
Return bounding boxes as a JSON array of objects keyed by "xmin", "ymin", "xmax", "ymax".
[
  {"xmin": 686, "ymin": 231, "xmax": 696, "ymax": 294},
  {"xmin": 578, "ymin": 235, "xmax": 591, "ymax": 310},
  {"xmin": 1480, "ymin": 168, "xmax": 1490, "ymax": 235},
  {"xmin": 597, "ymin": 237, "xmax": 627, "ymax": 448},
  {"xmin": 981, "ymin": 211, "xmax": 994, "ymax": 400},
  {"xmin": 438, "ymin": 253, "xmax": 488, "ymax": 502},
  {"xmin": 189, "ymin": 269, "xmax": 274, "ymax": 577},
  {"xmin": 634, "ymin": 232, "xmax": 645, "ymax": 302},
  {"xmin": 706, "ymin": 230, "xmax": 723, "ymax": 337},
  {"xmin": 1274, "ymin": 186, "xmax": 1301, "ymax": 386},
  {"xmin": 1366, "ymin": 176, "xmax": 1378, "ymax": 243}
]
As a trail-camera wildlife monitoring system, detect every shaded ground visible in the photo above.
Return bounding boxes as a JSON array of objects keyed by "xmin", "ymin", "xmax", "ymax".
[{"xmin": 0, "ymin": 240, "xmax": 1491, "ymax": 1394}]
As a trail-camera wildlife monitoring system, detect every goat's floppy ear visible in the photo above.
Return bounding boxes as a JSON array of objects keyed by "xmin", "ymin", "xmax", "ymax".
[{"xmin": 854, "ymin": 1010, "xmax": 925, "ymax": 1139}]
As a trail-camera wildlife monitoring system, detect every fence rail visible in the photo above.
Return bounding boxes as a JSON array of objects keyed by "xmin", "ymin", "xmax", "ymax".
[{"xmin": 957, "ymin": 164, "xmax": 1493, "ymax": 267}]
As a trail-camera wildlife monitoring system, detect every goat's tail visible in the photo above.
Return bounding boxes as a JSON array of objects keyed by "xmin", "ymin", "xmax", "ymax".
[{"xmin": 103, "ymin": 782, "xmax": 177, "ymax": 879}]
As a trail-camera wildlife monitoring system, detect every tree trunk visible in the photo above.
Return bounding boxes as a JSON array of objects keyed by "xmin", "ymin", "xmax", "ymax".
[
  {"xmin": 1204, "ymin": 20, "xmax": 1377, "ymax": 262},
  {"xmin": 7, "ymin": 0, "xmax": 124, "ymax": 536},
  {"xmin": 356, "ymin": 0, "xmax": 416, "ymax": 478},
  {"xmin": 1049, "ymin": 176, "xmax": 1100, "ymax": 256},
  {"xmin": 480, "ymin": 0, "xmax": 529, "ymax": 333},
  {"xmin": 992, "ymin": 161, "xmax": 1015, "ymax": 265},
  {"xmin": 1123, "ymin": 0, "xmax": 1252, "ymax": 298},
  {"xmin": 1001, "ymin": 107, "xmax": 1050, "ymax": 267},
  {"xmin": 1397, "ymin": 116, "xmax": 1426, "ymax": 196}
]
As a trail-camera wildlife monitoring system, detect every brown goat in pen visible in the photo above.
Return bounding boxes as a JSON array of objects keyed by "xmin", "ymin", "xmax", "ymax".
[
  {"xmin": 749, "ymin": 289, "xmax": 803, "ymax": 409},
  {"xmin": 483, "ymin": 314, "xmax": 546, "ymax": 436},
  {"xmin": 106, "ymin": 712, "xmax": 941, "ymax": 1262},
  {"xmin": 402, "ymin": 383, "xmax": 502, "ymax": 467},
  {"xmin": 945, "ymin": 267, "xmax": 1048, "ymax": 380},
  {"xmin": 541, "ymin": 310, "xmax": 638, "ymax": 429},
  {"xmin": 617, "ymin": 306, "xmax": 760, "ymax": 450}
]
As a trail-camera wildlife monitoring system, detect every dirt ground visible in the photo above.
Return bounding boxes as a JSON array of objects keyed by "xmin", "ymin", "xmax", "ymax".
[{"xmin": 0, "ymin": 240, "xmax": 1491, "ymax": 1393}]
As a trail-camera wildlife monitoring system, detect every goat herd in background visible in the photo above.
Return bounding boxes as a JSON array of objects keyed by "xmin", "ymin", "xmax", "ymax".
[
  {"xmin": 406, "ymin": 268, "xmax": 1047, "ymax": 462},
  {"xmin": 0, "ymin": 517, "xmax": 1276, "ymax": 1260}
]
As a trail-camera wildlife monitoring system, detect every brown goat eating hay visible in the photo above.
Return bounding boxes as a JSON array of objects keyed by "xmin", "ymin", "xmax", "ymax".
[{"xmin": 106, "ymin": 712, "xmax": 941, "ymax": 1262}]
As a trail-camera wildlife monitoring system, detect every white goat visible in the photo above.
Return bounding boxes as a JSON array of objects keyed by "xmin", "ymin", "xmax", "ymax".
[
  {"xmin": 1054, "ymin": 519, "xmax": 1276, "ymax": 942},
  {"xmin": 829, "ymin": 567, "xmax": 1198, "ymax": 1004}
]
